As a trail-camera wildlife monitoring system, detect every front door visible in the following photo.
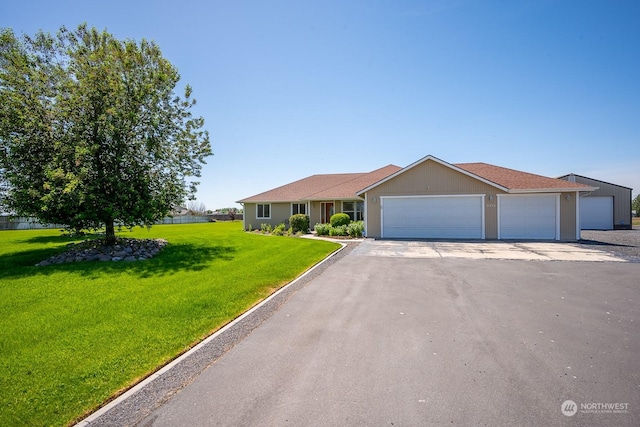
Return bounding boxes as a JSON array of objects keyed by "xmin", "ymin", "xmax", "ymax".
[{"xmin": 321, "ymin": 202, "xmax": 334, "ymax": 223}]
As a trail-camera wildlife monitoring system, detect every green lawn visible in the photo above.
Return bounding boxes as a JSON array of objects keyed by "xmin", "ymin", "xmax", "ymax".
[{"xmin": 0, "ymin": 222, "xmax": 340, "ymax": 426}]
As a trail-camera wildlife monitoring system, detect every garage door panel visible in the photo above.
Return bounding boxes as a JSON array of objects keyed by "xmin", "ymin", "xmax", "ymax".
[
  {"xmin": 580, "ymin": 197, "xmax": 613, "ymax": 230},
  {"xmin": 382, "ymin": 196, "xmax": 483, "ymax": 239},
  {"xmin": 499, "ymin": 195, "xmax": 558, "ymax": 240}
]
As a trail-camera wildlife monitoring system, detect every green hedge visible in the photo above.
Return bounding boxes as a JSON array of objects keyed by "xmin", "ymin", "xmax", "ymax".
[
  {"xmin": 330, "ymin": 213, "xmax": 350, "ymax": 227},
  {"xmin": 314, "ymin": 220, "xmax": 364, "ymax": 238}
]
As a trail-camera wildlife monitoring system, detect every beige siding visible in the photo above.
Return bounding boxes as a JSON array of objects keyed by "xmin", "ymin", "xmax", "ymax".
[
  {"xmin": 364, "ymin": 159, "xmax": 505, "ymax": 239},
  {"xmin": 363, "ymin": 159, "xmax": 581, "ymax": 241},
  {"xmin": 308, "ymin": 202, "xmax": 322, "ymax": 226},
  {"xmin": 244, "ymin": 199, "xmax": 361, "ymax": 231},
  {"xmin": 560, "ymin": 192, "xmax": 578, "ymax": 241},
  {"xmin": 242, "ymin": 202, "xmax": 291, "ymax": 230},
  {"xmin": 564, "ymin": 175, "xmax": 632, "ymax": 229}
]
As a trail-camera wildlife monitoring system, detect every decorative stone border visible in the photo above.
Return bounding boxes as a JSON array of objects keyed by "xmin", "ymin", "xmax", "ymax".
[{"xmin": 36, "ymin": 238, "xmax": 168, "ymax": 266}]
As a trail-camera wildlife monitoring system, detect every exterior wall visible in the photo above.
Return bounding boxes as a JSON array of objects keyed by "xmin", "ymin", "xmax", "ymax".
[
  {"xmin": 308, "ymin": 199, "xmax": 363, "ymax": 225},
  {"xmin": 308, "ymin": 201, "xmax": 323, "ymax": 227},
  {"xmin": 363, "ymin": 159, "xmax": 505, "ymax": 239},
  {"xmin": 559, "ymin": 192, "xmax": 579, "ymax": 241},
  {"xmin": 363, "ymin": 159, "xmax": 581, "ymax": 240},
  {"xmin": 561, "ymin": 175, "xmax": 632, "ymax": 230},
  {"xmin": 244, "ymin": 199, "xmax": 363, "ymax": 231},
  {"xmin": 242, "ymin": 202, "xmax": 291, "ymax": 230}
]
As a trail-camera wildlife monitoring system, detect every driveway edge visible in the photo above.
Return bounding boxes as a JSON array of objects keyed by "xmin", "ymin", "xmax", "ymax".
[{"xmin": 76, "ymin": 242, "xmax": 352, "ymax": 427}]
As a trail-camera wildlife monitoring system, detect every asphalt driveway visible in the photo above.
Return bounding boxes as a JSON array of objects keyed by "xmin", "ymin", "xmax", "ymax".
[{"xmin": 123, "ymin": 241, "xmax": 640, "ymax": 427}]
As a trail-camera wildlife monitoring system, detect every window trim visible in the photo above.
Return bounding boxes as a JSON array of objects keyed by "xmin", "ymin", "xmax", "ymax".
[
  {"xmin": 342, "ymin": 200, "xmax": 364, "ymax": 221},
  {"xmin": 291, "ymin": 202, "xmax": 307, "ymax": 216},
  {"xmin": 256, "ymin": 203, "xmax": 271, "ymax": 219}
]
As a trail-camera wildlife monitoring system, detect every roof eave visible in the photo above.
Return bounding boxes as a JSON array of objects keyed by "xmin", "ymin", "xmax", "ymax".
[
  {"xmin": 507, "ymin": 186, "xmax": 599, "ymax": 194},
  {"xmin": 558, "ymin": 173, "xmax": 633, "ymax": 191}
]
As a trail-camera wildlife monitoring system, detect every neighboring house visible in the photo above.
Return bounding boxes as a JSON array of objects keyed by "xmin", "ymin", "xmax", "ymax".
[
  {"xmin": 558, "ymin": 173, "xmax": 632, "ymax": 230},
  {"xmin": 170, "ymin": 206, "xmax": 197, "ymax": 216},
  {"xmin": 238, "ymin": 155, "xmax": 598, "ymax": 241}
]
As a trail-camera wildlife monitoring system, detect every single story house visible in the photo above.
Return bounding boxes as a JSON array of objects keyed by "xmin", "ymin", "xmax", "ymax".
[
  {"xmin": 558, "ymin": 173, "xmax": 632, "ymax": 230},
  {"xmin": 238, "ymin": 164, "xmax": 402, "ymax": 230},
  {"xmin": 238, "ymin": 155, "xmax": 598, "ymax": 241}
]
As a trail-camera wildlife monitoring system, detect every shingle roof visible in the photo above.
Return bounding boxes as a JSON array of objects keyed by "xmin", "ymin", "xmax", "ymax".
[
  {"xmin": 239, "ymin": 157, "xmax": 598, "ymax": 204},
  {"xmin": 358, "ymin": 156, "xmax": 599, "ymax": 195},
  {"xmin": 454, "ymin": 162, "xmax": 594, "ymax": 191},
  {"xmin": 237, "ymin": 164, "xmax": 402, "ymax": 203}
]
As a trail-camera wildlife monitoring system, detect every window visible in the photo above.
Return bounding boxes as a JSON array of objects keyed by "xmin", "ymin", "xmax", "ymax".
[
  {"xmin": 292, "ymin": 203, "xmax": 306, "ymax": 215},
  {"xmin": 342, "ymin": 201, "xmax": 364, "ymax": 221},
  {"xmin": 256, "ymin": 203, "xmax": 271, "ymax": 219}
]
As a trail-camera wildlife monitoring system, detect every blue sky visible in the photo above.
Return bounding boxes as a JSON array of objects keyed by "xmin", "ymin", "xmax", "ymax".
[{"xmin": 3, "ymin": 0, "xmax": 639, "ymax": 208}]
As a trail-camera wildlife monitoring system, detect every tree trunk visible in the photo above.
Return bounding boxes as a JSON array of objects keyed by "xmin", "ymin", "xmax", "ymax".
[{"xmin": 105, "ymin": 219, "xmax": 116, "ymax": 245}]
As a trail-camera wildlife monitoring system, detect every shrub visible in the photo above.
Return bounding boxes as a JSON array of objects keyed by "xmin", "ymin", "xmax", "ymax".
[
  {"xmin": 329, "ymin": 225, "xmax": 348, "ymax": 236},
  {"xmin": 289, "ymin": 214, "xmax": 310, "ymax": 233},
  {"xmin": 272, "ymin": 223, "xmax": 286, "ymax": 236},
  {"xmin": 347, "ymin": 221, "xmax": 365, "ymax": 237},
  {"xmin": 330, "ymin": 213, "xmax": 350, "ymax": 227},
  {"xmin": 314, "ymin": 223, "xmax": 331, "ymax": 236},
  {"xmin": 260, "ymin": 223, "xmax": 272, "ymax": 234}
]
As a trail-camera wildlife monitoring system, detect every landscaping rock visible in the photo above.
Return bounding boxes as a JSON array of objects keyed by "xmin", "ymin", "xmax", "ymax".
[{"xmin": 35, "ymin": 237, "xmax": 168, "ymax": 266}]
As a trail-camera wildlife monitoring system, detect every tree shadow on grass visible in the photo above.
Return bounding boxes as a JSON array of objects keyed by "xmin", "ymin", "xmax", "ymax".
[
  {"xmin": 18, "ymin": 234, "xmax": 102, "ymax": 245},
  {"xmin": 0, "ymin": 243, "xmax": 237, "ymax": 280}
]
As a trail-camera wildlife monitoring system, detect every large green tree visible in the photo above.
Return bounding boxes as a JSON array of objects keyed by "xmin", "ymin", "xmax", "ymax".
[{"xmin": 0, "ymin": 24, "xmax": 211, "ymax": 243}]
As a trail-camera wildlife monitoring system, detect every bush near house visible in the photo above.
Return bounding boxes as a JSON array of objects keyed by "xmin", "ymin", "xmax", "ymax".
[
  {"xmin": 272, "ymin": 223, "xmax": 286, "ymax": 236},
  {"xmin": 315, "ymin": 220, "xmax": 365, "ymax": 238},
  {"xmin": 330, "ymin": 213, "xmax": 351, "ymax": 227},
  {"xmin": 314, "ymin": 223, "xmax": 332, "ymax": 236},
  {"xmin": 289, "ymin": 214, "xmax": 310, "ymax": 233},
  {"xmin": 347, "ymin": 221, "xmax": 365, "ymax": 237}
]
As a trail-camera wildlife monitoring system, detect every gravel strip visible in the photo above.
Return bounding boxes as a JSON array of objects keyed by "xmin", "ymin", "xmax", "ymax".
[
  {"xmin": 79, "ymin": 242, "xmax": 357, "ymax": 427},
  {"xmin": 578, "ymin": 228, "xmax": 640, "ymax": 262}
]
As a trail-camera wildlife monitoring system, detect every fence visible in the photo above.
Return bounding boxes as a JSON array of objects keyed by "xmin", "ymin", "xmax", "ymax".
[
  {"xmin": 156, "ymin": 216, "xmax": 210, "ymax": 224},
  {"xmin": 0, "ymin": 215, "xmax": 234, "ymax": 230},
  {"xmin": 0, "ymin": 217, "xmax": 66, "ymax": 230}
]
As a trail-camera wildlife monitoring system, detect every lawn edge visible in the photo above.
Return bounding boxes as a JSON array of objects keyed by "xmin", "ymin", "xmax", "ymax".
[{"xmin": 74, "ymin": 241, "xmax": 349, "ymax": 427}]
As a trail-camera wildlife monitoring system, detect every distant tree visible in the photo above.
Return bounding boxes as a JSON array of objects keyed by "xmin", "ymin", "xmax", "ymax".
[
  {"xmin": 228, "ymin": 207, "xmax": 237, "ymax": 221},
  {"xmin": 0, "ymin": 24, "xmax": 212, "ymax": 244},
  {"xmin": 187, "ymin": 201, "xmax": 207, "ymax": 216},
  {"xmin": 632, "ymin": 195, "xmax": 640, "ymax": 217}
]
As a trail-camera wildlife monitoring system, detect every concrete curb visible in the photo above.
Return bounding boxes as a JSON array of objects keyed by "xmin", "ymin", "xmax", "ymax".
[{"xmin": 75, "ymin": 241, "xmax": 348, "ymax": 427}]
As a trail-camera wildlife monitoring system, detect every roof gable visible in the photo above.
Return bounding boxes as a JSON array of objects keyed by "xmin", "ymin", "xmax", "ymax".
[{"xmin": 357, "ymin": 155, "xmax": 509, "ymax": 195}]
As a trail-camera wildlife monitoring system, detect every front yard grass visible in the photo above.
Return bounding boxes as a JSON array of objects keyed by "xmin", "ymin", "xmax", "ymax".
[{"xmin": 0, "ymin": 222, "xmax": 340, "ymax": 426}]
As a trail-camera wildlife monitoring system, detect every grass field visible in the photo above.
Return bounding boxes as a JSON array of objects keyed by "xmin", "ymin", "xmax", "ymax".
[{"xmin": 0, "ymin": 222, "xmax": 340, "ymax": 426}]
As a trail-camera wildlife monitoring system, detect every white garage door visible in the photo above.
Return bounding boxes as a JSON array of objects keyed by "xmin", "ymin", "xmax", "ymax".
[
  {"xmin": 381, "ymin": 196, "xmax": 484, "ymax": 239},
  {"xmin": 498, "ymin": 195, "xmax": 558, "ymax": 240},
  {"xmin": 580, "ymin": 196, "xmax": 613, "ymax": 230}
]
